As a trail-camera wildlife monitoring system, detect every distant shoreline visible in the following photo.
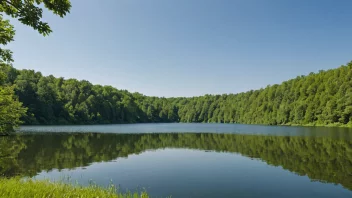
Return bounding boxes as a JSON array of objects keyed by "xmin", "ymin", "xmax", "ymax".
[{"xmin": 18, "ymin": 122, "xmax": 352, "ymax": 128}]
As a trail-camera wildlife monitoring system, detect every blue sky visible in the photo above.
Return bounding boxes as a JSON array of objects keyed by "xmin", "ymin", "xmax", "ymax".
[{"xmin": 7, "ymin": 0, "xmax": 352, "ymax": 97}]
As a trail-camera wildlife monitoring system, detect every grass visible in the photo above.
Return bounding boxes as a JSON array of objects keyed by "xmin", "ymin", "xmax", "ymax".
[{"xmin": 0, "ymin": 177, "xmax": 149, "ymax": 198}]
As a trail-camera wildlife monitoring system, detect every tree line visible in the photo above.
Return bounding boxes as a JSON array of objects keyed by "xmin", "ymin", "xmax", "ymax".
[
  {"xmin": 1, "ymin": 133, "xmax": 351, "ymax": 190},
  {"xmin": 1, "ymin": 61, "xmax": 352, "ymax": 127}
]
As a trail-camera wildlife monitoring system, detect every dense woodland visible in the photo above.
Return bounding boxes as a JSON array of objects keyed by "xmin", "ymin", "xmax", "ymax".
[
  {"xmin": 1, "ymin": 61, "xmax": 352, "ymax": 127},
  {"xmin": 1, "ymin": 133, "xmax": 351, "ymax": 190}
]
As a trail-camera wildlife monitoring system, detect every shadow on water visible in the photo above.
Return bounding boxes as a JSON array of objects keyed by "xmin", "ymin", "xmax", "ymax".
[{"xmin": 0, "ymin": 132, "xmax": 351, "ymax": 191}]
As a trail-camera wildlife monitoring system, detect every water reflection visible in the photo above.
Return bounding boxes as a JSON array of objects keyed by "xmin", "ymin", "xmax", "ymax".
[{"xmin": 0, "ymin": 132, "xmax": 351, "ymax": 191}]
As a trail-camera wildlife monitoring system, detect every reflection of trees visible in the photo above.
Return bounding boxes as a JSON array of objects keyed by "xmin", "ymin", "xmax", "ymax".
[
  {"xmin": 0, "ymin": 135, "xmax": 28, "ymax": 177},
  {"xmin": 0, "ymin": 133, "xmax": 351, "ymax": 190}
]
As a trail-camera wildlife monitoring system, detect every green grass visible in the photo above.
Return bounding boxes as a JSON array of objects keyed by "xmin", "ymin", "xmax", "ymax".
[{"xmin": 0, "ymin": 178, "xmax": 149, "ymax": 198}]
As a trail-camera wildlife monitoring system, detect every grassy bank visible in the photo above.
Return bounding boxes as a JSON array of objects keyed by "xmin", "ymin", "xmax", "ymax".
[{"xmin": 0, "ymin": 178, "xmax": 149, "ymax": 198}]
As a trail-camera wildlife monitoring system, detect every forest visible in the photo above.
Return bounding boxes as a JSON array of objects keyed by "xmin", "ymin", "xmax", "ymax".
[
  {"xmin": 1, "ymin": 61, "xmax": 352, "ymax": 127},
  {"xmin": 0, "ymin": 133, "xmax": 351, "ymax": 190}
]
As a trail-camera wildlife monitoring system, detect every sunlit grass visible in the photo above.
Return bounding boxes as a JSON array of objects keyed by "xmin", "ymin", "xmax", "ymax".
[{"xmin": 0, "ymin": 177, "xmax": 149, "ymax": 198}]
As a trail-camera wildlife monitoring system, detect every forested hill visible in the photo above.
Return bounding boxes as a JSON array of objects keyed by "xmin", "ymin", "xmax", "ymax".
[{"xmin": 2, "ymin": 61, "xmax": 352, "ymax": 126}]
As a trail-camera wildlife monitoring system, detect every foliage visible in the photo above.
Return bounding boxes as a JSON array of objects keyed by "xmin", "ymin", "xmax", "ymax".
[
  {"xmin": 0, "ymin": 14, "xmax": 14, "ymax": 63},
  {"xmin": 0, "ymin": 0, "xmax": 71, "ymax": 35},
  {"xmin": 0, "ymin": 86, "xmax": 26, "ymax": 134},
  {"xmin": 4, "ymin": 61, "xmax": 352, "ymax": 126},
  {"xmin": 0, "ymin": 64, "xmax": 26, "ymax": 134},
  {"xmin": 1, "ymin": 133, "xmax": 351, "ymax": 190},
  {"xmin": 0, "ymin": 12, "xmax": 23, "ymax": 134},
  {"xmin": 0, "ymin": 0, "xmax": 71, "ymax": 133},
  {"xmin": 0, "ymin": 177, "xmax": 149, "ymax": 198},
  {"xmin": 0, "ymin": 0, "xmax": 71, "ymax": 63}
]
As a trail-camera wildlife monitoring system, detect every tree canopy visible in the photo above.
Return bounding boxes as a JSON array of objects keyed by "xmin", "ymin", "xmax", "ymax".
[
  {"xmin": 3, "ymin": 61, "xmax": 352, "ymax": 127},
  {"xmin": 0, "ymin": 0, "xmax": 71, "ymax": 134},
  {"xmin": 0, "ymin": 0, "xmax": 71, "ymax": 62}
]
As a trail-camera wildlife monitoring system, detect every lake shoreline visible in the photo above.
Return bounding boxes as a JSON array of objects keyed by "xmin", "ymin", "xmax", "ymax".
[{"xmin": 18, "ymin": 121, "xmax": 352, "ymax": 128}]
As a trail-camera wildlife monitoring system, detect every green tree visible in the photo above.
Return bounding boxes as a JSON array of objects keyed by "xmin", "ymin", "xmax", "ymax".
[
  {"xmin": 0, "ymin": 0, "xmax": 71, "ymax": 133},
  {"xmin": 0, "ymin": 67, "xmax": 26, "ymax": 134}
]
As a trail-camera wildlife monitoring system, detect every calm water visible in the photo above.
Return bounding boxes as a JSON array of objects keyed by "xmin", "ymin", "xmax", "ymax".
[{"xmin": 1, "ymin": 123, "xmax": 351, "ymax": 197}]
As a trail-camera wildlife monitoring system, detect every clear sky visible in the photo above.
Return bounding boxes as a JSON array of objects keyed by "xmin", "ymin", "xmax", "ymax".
[{"xmin": 6, "ymin": 0, "xmax": 352, "ymax": 97}]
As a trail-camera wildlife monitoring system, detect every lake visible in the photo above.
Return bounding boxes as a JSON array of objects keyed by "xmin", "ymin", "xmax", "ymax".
[{"xmin": 1, "ymin": 123, "xmax": 352, "ymax": 197}]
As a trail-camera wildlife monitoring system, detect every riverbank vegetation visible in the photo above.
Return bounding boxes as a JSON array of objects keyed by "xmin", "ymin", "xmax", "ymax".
[
  {"xmin": 1, "ymin": 61, "xmax": 352, "ymax": 129},
  {"xmin": 0, "ymin": 177, "xmax": 148, "ymax": 198}
]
